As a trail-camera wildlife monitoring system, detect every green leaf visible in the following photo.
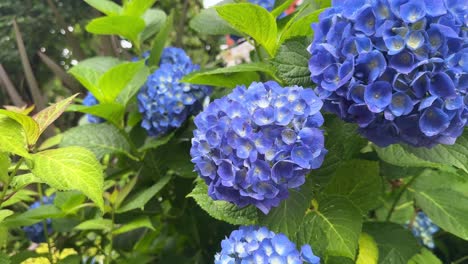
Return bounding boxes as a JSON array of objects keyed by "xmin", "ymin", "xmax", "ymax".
[
  {"xmin": 0, "ymin": 189, "xmax": 36, "ymax": 208},
  {"xmin": 324, "ymin": 160, "xmax": 382, "ymax": 213},
  {"xmin": 32, "ymin": 94, "xmax": 78, "ymax": 138},
  {"xmin": 140, "ymin": 9, "xmax": 167, "ymax": 42},
  {"xmin": 29, "ymin": 147, "xmax": 104, "ymax": 211},
  {"xmin": 86, "ymin": 16, "xmax": 146, "ymax": 44},
  {"xmin": 0, "ymin": 110, "xmax": 39, "ymax": 146},
  {"xmin": 10, "ymin": 173, "xmax": 43, "ymax": 190},
  {"xmin": 0, "ymin": 116, "xmax": 30, "ymax": 158},
  {"xmin": 187, "ymin": 178, "xmax": 258, "ymax": 225},
  {"xmin": 189, "ymin": 7, "xmax": 238, "ymax": 35},
  {"xmin": 123, "ymin": 0, "xmax": 157, "ymax": 17},
  {"xmin": 0, "ymin": 153, "xmax": 10, "ymax": 183},
  {"xmin": 114, "ymin": 176, "xmax": 138, "ymax": 209},
  {"xmin": 117, "ymin": 175, "xmax": 171, "ymax": 213},
  {"xmin": 1, "ymin": 205, "xmax": 63, "ymax": 227},
  {"xmin": 271, "ymin": 37, "xmax": 313, "ymax": 87},
  {"xmin": 148, "ymin": 13, "xmax": 173, "ymax": 67},
  {"xmin": 112, "ymin": 216, "xmax": 154, "ymax": 235},
  {"xmin": 0, "ymin": 252, "xmax": 10, "ymax": 264},
  {"xmin": 75, "ymin": 218, "xmax": 112, "ymax": 231},
  {"xmin": 271, "ymin": 0, "xmax": 295, "ymax": 17},
  {"xmin": 84, "ymin": 0, "xmax": 122, "ymax": 15},
  {"xmin": 356, "ymin": 233, "xmax": 379, "ymax": 264},
  {"xmin": 61, "ymin": 123, "xmax": 136, "ymax": 160},
  {"xmin": 216, "ymin": 3, "xmax": 278, "ymax": 56},
  {"xmin": 97, "ymin": 61, "xmax": 146, "ymax": 103},
  {"xmin": 69, "ymin": 57, "xmax": 123, "ymax": 94},
  {"xmin": 67, "ymin": 103, "xmax": 125, "ymax": 127},
  {"xmin": 408, "ymin": 248, "xmax": 442, "ymax": 264},
  {"xmin": 139, "ymin": 131, "xmax": 176, "ymax": 151},
  {"xmin": 364, "ymin": 222, "xmax": 420, "ymax": 264},
  {"xmin": 0, "ymin": 210, "xmax": 13, "ymax": 223},
  {"xmin": 296, "ymin": 196, "xmax": 362, "ymax": 260},
  {"xmin": 38, "ymin": 134, "xmax": 63, "ymax": 151},
  {"xmin": 54, "ymin": 191, "xmax": 86, "ymax": 214},
  {"xmin": 259, "ymin": 178, "xmax": 314, "ymax": 237},
  {"xmin": 181, "ymin": 63, "xmax": 276, "ymax": 88},
  {"xmin": 280, "ymin": 8, "xmax": 325, "ymax": 42}
]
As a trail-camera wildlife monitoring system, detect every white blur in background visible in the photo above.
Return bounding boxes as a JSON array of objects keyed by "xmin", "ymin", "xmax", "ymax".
[{"xmin": 203, "ymin": 0, "xmax": 224, "ymax": 8}]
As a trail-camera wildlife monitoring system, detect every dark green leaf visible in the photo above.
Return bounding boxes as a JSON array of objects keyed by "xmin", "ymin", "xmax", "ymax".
[
  {"xmin": 1, "ymin": 205, "xmax": 63, "ymax": 227},
  {"xmin": 140, "ymin": 9, "xmax": 167, "ymax": 42},
  {"xmin": 408, "ymin": 248, "xmax": 442, "ymax": 264},
  {"xmin": 113, "ymin": 216, "xmax": 154, "ymax": 235},
  {"xmin": 0, "ymin": 153, "xmax": 10, "ymax": 183},
  {"xmin": 190, "ymin": 7, "xmax": 238, "ymax": 35}
]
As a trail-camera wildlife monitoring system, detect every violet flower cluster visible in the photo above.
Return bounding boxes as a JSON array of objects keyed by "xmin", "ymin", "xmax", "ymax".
[
  {"xmin": 308, "ymin": 0, "xmax": 467, "ymax": 147},
  {"xmin": 82, "ymin": 92, "xmax": 104, "ymax": 124},
  {"xmin": 137, "ymin": 47, "xmax": 211, "ymax": 137},
  {"xmin": 191, "ymin": 81, "xmax": 327, "ymax": 214},
  {"xmin": 408, "ymin": 211, "xmax": 439, "ymax": 248},
  {"xmin": 215, "ymin": 226, "xmax": 320, "ymax": 264}
]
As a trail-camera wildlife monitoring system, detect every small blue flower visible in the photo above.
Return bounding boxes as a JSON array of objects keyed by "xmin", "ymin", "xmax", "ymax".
[
  {"xmin": 248, "ymin": 0, "xmax": 276, "ymax": 11},
  {"xmin": 82, "ymin": 92, "xmax": 104, "ymax": 124},
  {"xmin": 215, "ymin": 226, "xmax": 320, "ymax": 264},
  {"xmin": 407, "ymin": 211, "xmax": 439, "ymax": 249},
  {"xmin": 137, "ymin": 47, "xmax": 211, "ymax": 137},
  {"xmin": 308, "ymin": 0, "xmax": 468, "ymax": 147},
  {"xmin": 23, "ymin": 196, "xmax": 55, "ymax": 243},
  {"xmin": 191, "ymin": 82, "xmax": 326, "ymax": 214}
]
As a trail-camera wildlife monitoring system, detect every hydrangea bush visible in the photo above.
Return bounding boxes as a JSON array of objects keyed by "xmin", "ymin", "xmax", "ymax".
[
  {"xmin": 308, "ymin": 0, "xmax": 467, "ymax": 147},
  {"xmin": 0, "ymin": 0, "xmax": 467, "ymax": 263}
]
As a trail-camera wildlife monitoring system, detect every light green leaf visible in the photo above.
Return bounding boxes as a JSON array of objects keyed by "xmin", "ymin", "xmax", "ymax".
[
  {"xmin": 280, "ymin": 8, "xmax": 325, "ymax": 42},
  {"xmin": 70, "ymin": 57, "xmax": 122, "ymax": 75},
  {"xmin": 147, "ymin": 13, "xmax": 173, "ymax": 67},
  {"xmin": 123, "ymin": 0, "xmax": 157, "ymax": 17},
  {"xmin": 84, "ymin": 0, "xmax": 122, "ymax": 15},
  {"xmin": 296, "ymin": 196, "xmax": 362, "ymax": 260},
  {"xmin": 356, "ymin": 233, "xmax": 379, "ymax": 264},
  {"xmin": 86, "ymin": 16, "xmax": 146, "ymax": 44},
  {"xmin": 61, "ymin": 123, "xmax": 136, "ymax": 160},
  {"xmin": 29, "ymin": 147, "xmax": 104, "ymax": 211},
  {"xmin": 114, "ymin": 176, "xmax": 138, "ymax": 209},
  {"xmin": 187, "ymin": 178, "xmax": 258, "ymax": 225},
  {"xmin": 408, "ymin": 248, "xmax": 442, "ymax": 264},
  {"xmin": 97, "ymin": 61, "xmax": 146, "ymax": 103},
  {"xmin": 54, "ymin": 191, "xmax": 86, "ymax": 214},
  {"xmin": 0, "ymin": 153, "xmax": 10, "ymax": 183},
  {"xmin": 139, "ymin": 131, "xmax": 176, "ymax": 152},
  {"xmin": 324, "ymin": 160, "xmax": 382, "ymax": 213},
  {"xmin": 38, "ymin": 134, "xmax": 63, "ymax": 151},
  {"xmin": 271, "ymin": 0, "xmax": 295, "ymax": 17},
  {"xmin": 259, "ymin": 178, "xmax": 314, "ymax": 237},
  {"xmin": 0, "ymin": 110, "xmax": 39, "ymax": 146},
  {"xmin": 115, "ymin": 65, "xmax": 150, "ymax": 106},
  {"xmin": 0, "ymin": 252, "xmax": 10, "ymax": 264},
  {"xmin": 0, "ymin": 189, "xmax": 36, "ymax": 208},
  {"xmin": 216, "ymin": 3, "xmax": 278, "ymax": 56},
  {"xmin": 0, "ymin": 210, "xmax": 13, "ymax": 223},
  {"xmin": 117, "ymin": 175, "xmax": 171, "ymax": 213},
  {"xmin": 181, "ymin": 63, "xmax": 275, "ymax": 88},
  {"xmin": 140, "ymin": 9, "xmax": 167, "ymax": 42},
  {"xmin": 32, "ymin": 94, "xmax": 78, "ymax": 138},
  {"xmin": 0, "ymin": 116, "xmax": 30, "ymax": 158},
  {"xmin": 10, "ymin": 173, "xmax": 43, "ymax": 190},
  {"xmin": 113, "ymin": 216, "xmax": 154, "ymax": 235},
  {"xmin": 271, "ymin": 37, "xmax": 313, "ymax": 87},
  {"xmin": 1, "ymin": 205, "xmax": 63, "ymax": 227},
  {"xmin": 75, "ymin": 218, "xmax": 112, "ymax": 231},
  {"xmin": 189, "ymin": 7, "xmax": 239, "ymax": 35},
  {"xmin": 67, "ymin": 103, "xmax": 125, "ymax": 128}
]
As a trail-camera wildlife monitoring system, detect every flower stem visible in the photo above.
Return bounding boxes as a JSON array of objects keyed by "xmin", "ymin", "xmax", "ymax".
[
  {"xmin": 37, "ymin": 183, "xmax": 54, "ymax": 264},
  {"xmin": 0, "ymin": 157, "xmax": 24, "ymax": 207},
  {"xmin": 106, "ymin": 206, "xmax": 115, "ymax": 264},
  {"xmin": 385, "ymin": 174, "xmax": 420, "ymax": 221}
]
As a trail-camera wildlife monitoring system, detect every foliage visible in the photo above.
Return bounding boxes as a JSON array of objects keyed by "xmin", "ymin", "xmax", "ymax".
[{"xmin": 0, "ymin": 0, "xmax": 467, "ymax": 263}]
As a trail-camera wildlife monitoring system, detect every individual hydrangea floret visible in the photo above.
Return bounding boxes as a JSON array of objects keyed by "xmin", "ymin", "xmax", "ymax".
[
  {"xmin": 137, "ymin": 47, "xmax": 211, "ymax": 137},
  {"xmin": 23, "ymin": 196, "xmax": 55, "ymax": 243},
  {"xmin": 308, "ymin": 0, "xmax": 468, "ymax": 147},
  {"xmin": 191, "ymin": 81, "xmax": 327, "ymax": 214},
  {"xmin": 82, "ymin": 92, "xmax": 104, "ymax": 124},
  {"xmin": 215, "ymin": 226, "xmax": 320, "ymax": 264},
  {"xmin": 407, "ymin": 211, "xmax": 439, "ymax": 248}
]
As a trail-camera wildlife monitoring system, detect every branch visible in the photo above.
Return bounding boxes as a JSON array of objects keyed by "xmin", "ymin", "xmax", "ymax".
[{"xmin": 0, "ymin": 64, "xmax": 26, "ymax": 107}]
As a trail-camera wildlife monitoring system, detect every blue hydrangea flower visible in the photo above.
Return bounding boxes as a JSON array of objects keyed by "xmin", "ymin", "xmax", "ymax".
[
  {"xmin": 82, "ymin": 92, "xmax": 104, "ymax": 124},
  {"xmin": 137, "ymin": 48, "xmax": 211, "ymax": 137},
  {"xmin": 249, "ymin": 0, "xmax": 275, "ymax": 11},
  {"xmin": 407, "ymin": 211, "xmax": 439, "ymax": 248},
  {"xmin": 23, "ymin": 196, "xmax": 55, "ymax": 243},
  {"xmin": 215, "ymin": 226, "xmax": 320, "ymax": 264},
  {"xmin": 308, "ymin": 0, "xmax": 468, "ymax": 147},
  {"xmin": 191, "ymin": 81, "xmax": 327, "ymax": 214}
]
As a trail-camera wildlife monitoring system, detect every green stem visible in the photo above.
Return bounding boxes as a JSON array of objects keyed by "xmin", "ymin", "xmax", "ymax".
[
  {"xmin": 453, "ymin": 255, "xmax": 468, "ymax": 264},
  {"xmin": 106, "ymin": 206, "xmax": 115, "ymax": 264},
  {"xmin": 0, "ymin": 157, "xmax": 24, "ymax": 207},
  {"xmin": 37, "ymin": 184, "xmax": 54, "ymax": 264},
  {"xmin": 385, "ymin": 174, "xmax": 420, "ymax": 221}
]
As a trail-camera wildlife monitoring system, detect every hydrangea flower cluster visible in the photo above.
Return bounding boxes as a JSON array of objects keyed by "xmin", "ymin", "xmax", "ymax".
[
  {"xmin": 408, "ymin": 211, "xmax": 439, "ymax": 248},
  {"xmin": 308, "ymin": 0, "xmax": 468, "ymax": 147},
  {"xmin": 23, "ymin": 196, "xmax": 55, "ymax": 243},
  {"xmin": 82, "ymin": 92, "xmax": 104, "ymax": 124},
  {"xmin": 249, "ymin": 0, "xmax": 275, "ymax": 11},
  {"xmin": 191, "ymin": 81, "xmax": 327, "ymax": 214},
  {"xmin": 137, "ymin": 47, "xmax": 211, "ymax": 137},
  {"xmin": 215, "ymin": 226, "xmax": 320, "ymax": 264}
]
